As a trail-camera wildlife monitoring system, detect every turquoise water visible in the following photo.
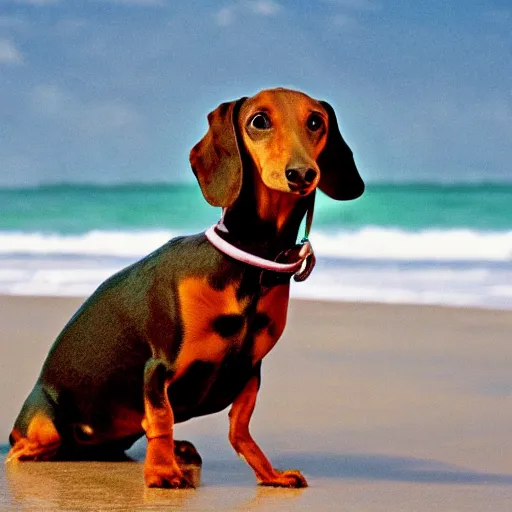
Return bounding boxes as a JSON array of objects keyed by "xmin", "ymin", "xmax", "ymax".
[{"xmin": 1, "ymin": 182, "xmax": 512, "ymax": 233}]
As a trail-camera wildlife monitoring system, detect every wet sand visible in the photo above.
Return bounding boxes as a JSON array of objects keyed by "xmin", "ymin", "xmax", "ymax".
[{"xmin": 1, "ymin": 295, "xmax": 512, "ymax": 511}]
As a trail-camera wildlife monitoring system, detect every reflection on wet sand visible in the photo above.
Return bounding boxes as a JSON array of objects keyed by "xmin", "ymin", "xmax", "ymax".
[{"xmin": 5, "ymin": 459, "xmax": 198, "ymax": 510}]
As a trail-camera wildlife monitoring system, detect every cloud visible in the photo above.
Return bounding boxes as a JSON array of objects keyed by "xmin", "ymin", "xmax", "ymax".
[
  {"xmin": 30, "ymin": 84, "xmax": 141, "ymax": 138},
  {"xmin": 215, "ymin": 6, "xmax": 236, "ymax": 26},
  {"xmin": 323, "ymin": 0, "xmax": 379, "ymax": 31},
  {"xmin": 0, "ymin": 39, "xmax": 23, "ymax": 64},
  {"xmin": 31, "ymin": 85, "xmax": 68, "ymax": 115},
  {"xmin": 80, "ymin": 103, "xmax": 140, "ymax": 136},
  {"xmin": 248, "ymin": 0, "xmax": 281, "ymax": 16},
  {"xmin": 215, "ymin": 1, "xmax": 282, "ymax": 26}
]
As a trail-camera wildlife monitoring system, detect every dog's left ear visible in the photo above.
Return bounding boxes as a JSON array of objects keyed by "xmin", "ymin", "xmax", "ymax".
[
  {"xmin": 190, "ymin": 97, "xmax": 247, "ymax": 208},
  {"xmin": 317, "ymin": 101, "xmax": 365, "ymax": 201}
]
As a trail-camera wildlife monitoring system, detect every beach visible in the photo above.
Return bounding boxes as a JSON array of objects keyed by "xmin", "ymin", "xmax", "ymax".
[
  {"xmin": 2, "ymin": 0, "xmax": 511, "ymax": 508},
  {"xmin": 1, "ymin": 294, "xmax": 512, "ymax": 511}
]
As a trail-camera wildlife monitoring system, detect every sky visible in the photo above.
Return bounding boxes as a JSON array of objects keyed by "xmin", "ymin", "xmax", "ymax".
[{"xmin": 0, "ymin": 0, "xmax": 510, "ymax": 186}]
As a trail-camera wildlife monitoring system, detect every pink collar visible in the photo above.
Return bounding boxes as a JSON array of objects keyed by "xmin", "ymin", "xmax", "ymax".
[{"xmin": 205, "ymin": 225, "xmax": 315, "ymax": 280}]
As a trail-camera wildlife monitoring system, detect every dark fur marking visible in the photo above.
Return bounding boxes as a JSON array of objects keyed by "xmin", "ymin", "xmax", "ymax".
[
  {"xmin": 145, "ymin": 360, "xmax": 171, "ymax": 408},
  {"xmin": 251, "ymin": 313, "xmax": 271, "ymax": 333},
  {"xmin": 212, "ymin": 314, "xmax": 245, "ymax": 338},
  {"xmin": 168, "ymin": 361, "xmax": 217, "ymax": 417}
]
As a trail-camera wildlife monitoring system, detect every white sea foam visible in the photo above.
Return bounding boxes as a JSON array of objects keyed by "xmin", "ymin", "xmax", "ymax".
[
  {"xmin": 0, "ymin": 228, "xmax": 511, "ymax": 309},
  {"xmin": 1, "ymin": 227, "xmax": 512, "ymax": 262},
  {"xmin": 291, "ymin": 265, "xmax": 512, "ymax": 310},
  {"xmin": 6, "ymin": 269, "xmax": 117, "ymax": 297},
  {"xmin": 312, "ymin": 228, "xmax": 512, "ymax": 262},
  {"xmin": 2, "ymin": 259, "xmax": 510, "ymax": 310},
  {"xmin": 0, "ymin": 230, "xmax": 178, "ymax": 258}
]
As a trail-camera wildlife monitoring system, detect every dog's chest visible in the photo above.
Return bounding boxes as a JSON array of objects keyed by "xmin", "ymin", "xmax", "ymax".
[{"xmin": 174, "ymin": 276, "xmax": 290, "ymax": 378}]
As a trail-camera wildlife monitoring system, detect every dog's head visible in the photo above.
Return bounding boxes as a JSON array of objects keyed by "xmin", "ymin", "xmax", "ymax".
[{"xmin": 190, "ymin": 88, "xmax": 364, "ymax": 208}]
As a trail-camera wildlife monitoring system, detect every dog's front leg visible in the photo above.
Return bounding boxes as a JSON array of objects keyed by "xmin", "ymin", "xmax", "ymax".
[
  {"xmin": 228, "ymin": 363, "xmax": 308, "ymax": 488},
  {"xmin": 142, "ymin": 358, "xmax": 193, "ymax": 488}
]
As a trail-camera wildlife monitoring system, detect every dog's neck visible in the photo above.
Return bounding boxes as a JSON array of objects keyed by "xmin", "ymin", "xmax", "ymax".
[{"xmin": 216, "ymin": 176, "xmax": 313, "ymax": 260}]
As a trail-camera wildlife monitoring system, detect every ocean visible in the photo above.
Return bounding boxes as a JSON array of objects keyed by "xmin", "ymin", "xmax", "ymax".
[{"xmin": 1, "ymin": 183, "xmax": 511, "ymax": 310}]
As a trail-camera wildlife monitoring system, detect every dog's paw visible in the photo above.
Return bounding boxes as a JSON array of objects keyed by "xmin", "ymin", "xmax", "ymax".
[
  {"xmin": 174, "ymin": 440, "xmax": 202, "ymax": 466},
  {"xmin": 259, "ymin": 469, "xmax": 308, "ymax": 488},
  {"xmin": 6, "ymin": 438, "xmax": 60, "ymax": 463},
  {"xmin": 144, "ymin": 464, "xmax": 195, "ymax": 489}
]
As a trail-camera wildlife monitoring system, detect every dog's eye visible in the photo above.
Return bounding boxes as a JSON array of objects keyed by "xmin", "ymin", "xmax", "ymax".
[
  {"xmin": 307, "ymin": 113, "xmax": 324, "ymax": 132},
  {"xmin": 250, "ymin": 113, "xmax": 271, "ymax": 130}
]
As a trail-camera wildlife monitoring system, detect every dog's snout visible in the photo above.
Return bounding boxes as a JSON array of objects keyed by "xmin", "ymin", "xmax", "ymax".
[{"xmin": 285, "ymin": 167, "xmax": 318, "ymax": 186}]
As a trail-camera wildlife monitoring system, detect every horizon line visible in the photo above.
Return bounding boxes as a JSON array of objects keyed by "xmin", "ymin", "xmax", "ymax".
[{"xmin": 2, "ymin": 179, "xmax": 512, "ymax": 192}]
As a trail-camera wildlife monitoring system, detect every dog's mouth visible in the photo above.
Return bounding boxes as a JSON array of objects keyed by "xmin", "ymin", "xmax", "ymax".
[{"xmin": 287, "ymin": 182, "xmax": 316, "ymax": 196}]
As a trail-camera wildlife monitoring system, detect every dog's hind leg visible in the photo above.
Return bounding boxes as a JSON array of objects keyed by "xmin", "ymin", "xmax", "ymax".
[{"xmin": 6, "ymin": 384, "xmax": 61, "ymax": 462}]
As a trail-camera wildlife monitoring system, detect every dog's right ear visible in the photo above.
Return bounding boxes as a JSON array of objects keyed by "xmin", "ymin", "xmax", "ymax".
[
  {"xmin": 317, "ymin": 100, "xmax": 365, "ymax": 201},
  {"xmin": 189, "ymin": 98, "xmax": 247, "ymax": 208}
]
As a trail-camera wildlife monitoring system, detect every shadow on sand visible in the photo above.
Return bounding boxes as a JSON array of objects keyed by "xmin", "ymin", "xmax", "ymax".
[{"xmin": 204, "ymin": 452, "xmax": 512, "ymax": 486}]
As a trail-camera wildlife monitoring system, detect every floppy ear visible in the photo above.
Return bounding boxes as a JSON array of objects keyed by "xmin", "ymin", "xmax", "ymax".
[
  {"xmin": 189, "ymin": 98, "xmax": 247, "ymax": 208},
  {"xmin": 317, "ymin": 101, "xmax": 365, "ymax": 201}
]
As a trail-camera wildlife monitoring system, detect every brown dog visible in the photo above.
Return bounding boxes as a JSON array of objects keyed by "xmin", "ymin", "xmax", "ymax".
[{"xmin": 7, "ymin": 88, "xmax": 364, "ymax": 488}]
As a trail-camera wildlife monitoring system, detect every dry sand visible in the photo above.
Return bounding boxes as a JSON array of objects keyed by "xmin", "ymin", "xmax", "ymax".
[{"xmin": 1, "ymin": 295, "xmax": 512, "ymax": 511}]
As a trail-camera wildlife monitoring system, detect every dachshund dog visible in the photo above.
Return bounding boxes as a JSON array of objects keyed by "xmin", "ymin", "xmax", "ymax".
[{"xmin": 7, "ymin": 88, "xmax": 364, "ymax": 488}]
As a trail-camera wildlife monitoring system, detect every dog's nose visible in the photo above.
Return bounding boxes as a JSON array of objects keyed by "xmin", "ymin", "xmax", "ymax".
[{"xmin": 285, "ymin": 167, "xmax": 318, "ymax": 186}]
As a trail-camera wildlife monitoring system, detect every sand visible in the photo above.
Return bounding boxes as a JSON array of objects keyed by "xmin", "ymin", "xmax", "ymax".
[{"xmin": 1, "ymin": 294, "xmax": 512, "ymax": 511}]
